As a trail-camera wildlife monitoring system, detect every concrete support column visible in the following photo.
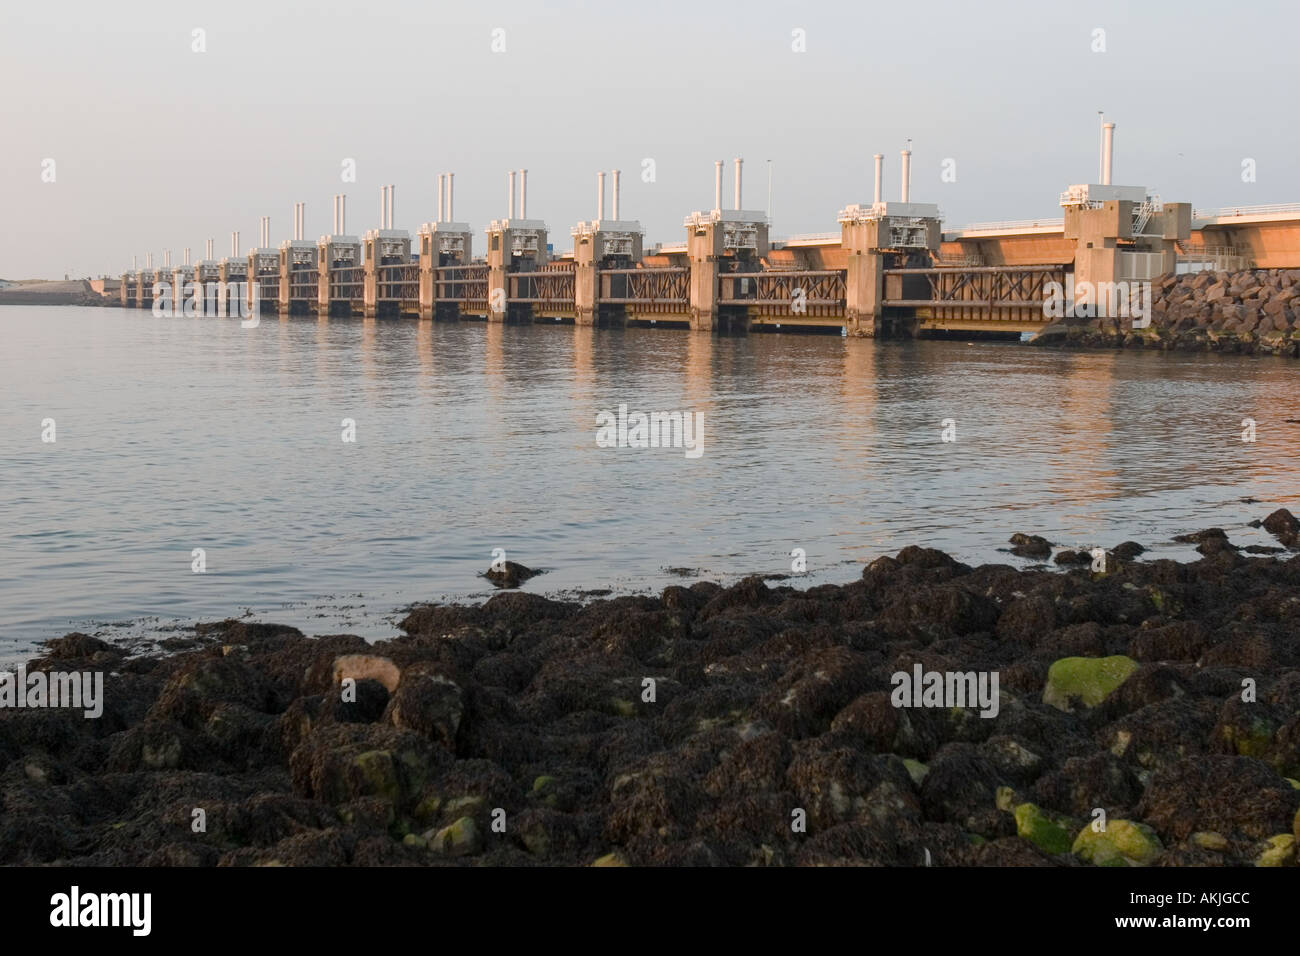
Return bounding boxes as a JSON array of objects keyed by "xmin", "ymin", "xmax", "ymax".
[
  {"xmin": 486, "ymin": 223, "xmax": 546, "ymax": 323},
  {"xmin": 486, "ymin": 226, "xmax": 510, "ymax": 324},
  {"xmin": 575, "ymin": 231, "xmax": 597, "ymax": 327},
  {"xmin": 217, "ymin": 263, "xmax": 232, "ymax": 317},
  {"xmin": 1065, "ymin": 201, "xmax": 1130, "ymax": 293},
  {"xmin": 1154, "ymin": 203, "xmax": 1192, "ymax": 276},
  {"xmin": 317, "ymin": 245, "xmax": 333, "ymax": 316},
  {"xmin": 363, "ymin": 238, "xmax": 378, "ymax": 318},
  {"xmin": 687, "ymin": 221, "xmax": 723, "ymax": 331},
  {"xmin": 842, "ymin": 220, "xmax": 886, "ymax": 336},
  {"xmin": 418, "ymin": 232, "xmax": 435, "ymax": 320},
  {"xmin": 278, "ymin": 251, "xmax": 292, "ymax": 314}
]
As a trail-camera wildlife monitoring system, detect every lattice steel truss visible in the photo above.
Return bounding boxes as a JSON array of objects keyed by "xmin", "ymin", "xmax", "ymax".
[
  {"xmin": 509, "ymin": 262, "xmax": 576, "ymax": 307},
  {"xmin": 288, "ymin": 264, "xmax": 318, "ymax": 300},
  {"xmin": 883, "ymin": 264, "xmax": 1067, "ymax": 322},
  {"xmin": 718, "ymin": 270, "xmax": 846, "ymax": 308},
  {"xmin": 436, "ymin": 264, "xmax": 489, "ymax": 310},
  {"xmin": 377, "ymin": 263, "xmax": 419, "ymax": 306},
  {"xmin": 330, "ymin": 265, "xmax": 364, "ymax": 304},
  {"xmin": 597, "ymin": 267, "xmax": 688, "ymax": 305}
]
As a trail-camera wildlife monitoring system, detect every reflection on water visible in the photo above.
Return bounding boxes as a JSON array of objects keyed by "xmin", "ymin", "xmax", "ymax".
[{"xmin": 1, "ymin": 305, "xmax": 1297, "ymax": 658}]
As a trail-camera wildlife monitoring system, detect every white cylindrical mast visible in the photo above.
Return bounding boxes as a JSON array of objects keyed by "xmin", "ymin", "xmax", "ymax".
[
  {"xmin": 1098, "ymin": 112, "xmax": 1105, "ymax": 183},
  {"xmin": 734, "ymin": 157, "xmax": 743, "ymax": 210},
  {"xmin": 900, "ymin": 149, "xmax": 911, "ymax": 202},
  {"xmin": 714, "ymin": 160, "xmax": 723, "ymax": 213},
  {"xmin": 766, "ymin": 160, "xmax": 772, "ymax": 219},
  {"xmin": 612, "ymin": 169, "xmax": 621, "ymax": 220},
  {"xmin": 873, "ymin": 154, "xmax": 883, "ymax": 206},
  {"xmin": 1102, "ymin": 123, "xmax": 1115, "ymax": 185},
  {"xmin": 519, "ymin": 169, "xmax": 527, "ymax": 219},
  {"xmin": 507, "ymin": 171, "xmax": 516, "ymax": 219},
  {"xmin": 437, "ymin": 174, "xmax": 444, "ymax": 223},
  {"xmin": 597, "ymin": 171, "xmax": 606, "ymax": 221},
  {"xmin": 448, "ymin": 173, "xmax": 454, "ymax": 222}
]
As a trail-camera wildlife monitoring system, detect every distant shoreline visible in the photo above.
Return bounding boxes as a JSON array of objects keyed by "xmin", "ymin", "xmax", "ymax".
[{"xmin": 0, "ymin": 279, "xmax": 112, "ymax": 306}]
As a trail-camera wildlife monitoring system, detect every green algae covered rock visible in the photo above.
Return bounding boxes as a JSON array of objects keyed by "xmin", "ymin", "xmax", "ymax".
[
  {"xmin": 351, "ymin": 750, "xmax": 402, "ymax": 804},
  {"xmin": 428, "ymin": 816, "xmax": 481, "ymax": 857},
  {"xmin": 1013, "ymin": 803, "xmax": 1072, "ymax": 855},
  {"xmin": 1256, "ymin": 834, "xmax": 1296, "ymax": 867},
  {"xmin": 1218, "ymin": 715, "xmax": 1275, "ymax": 759},
  {"xmin": 1043, "ymin": 655, "xmax": 1139, "ymax": 711},
  {"xmin": 1191, "ymin": 831, "xmax": 1228, "ymax": 852},
  {"xmin": 902, "ymin": 759, "xmax": 929, "ymax": 787},
  {"xmin": 1072, "ymin": 819, "xmax": 1163, "ymax": 866}
]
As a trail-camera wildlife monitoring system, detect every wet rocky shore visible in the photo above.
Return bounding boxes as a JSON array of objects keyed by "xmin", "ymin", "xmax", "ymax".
[
  {"xmin": 1032, "ymin": 268, "xmax": 1300, "ymax": 357},
  {"xmin": 4, "ymin": 516, "xmax": 1300, "ymax": 867}
]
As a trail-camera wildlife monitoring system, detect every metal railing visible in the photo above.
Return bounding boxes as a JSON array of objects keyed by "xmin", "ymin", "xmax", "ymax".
[
  {"xmin": 933, "ymin": 252, "xmax": 984, "ymax": 267},
  {"xmin": 1193, "ymin": 202, "xmax": 1300, "ymax": 221},
  {"xmin": 1175, "ymin": 243, "xmax": 1251, "ymax": 273},
  {"xmin": 775, "ymin": 232, "xmax": 841, "ymax": 245},
  {"xmin": 946, "ymin": 218, "xmax": 1064, "ymax": 235}
]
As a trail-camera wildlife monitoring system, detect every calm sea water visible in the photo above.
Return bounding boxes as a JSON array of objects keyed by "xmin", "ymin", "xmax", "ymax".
[{"xmin": 2, "ymin": 305, "xmax": 1298, "ymax": 661}]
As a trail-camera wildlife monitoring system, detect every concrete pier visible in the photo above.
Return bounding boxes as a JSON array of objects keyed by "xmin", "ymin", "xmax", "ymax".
[
  {"xmin": 573, "ymin": 218, "xmax": 643, "ymax": 327},
  {"xmin": 362, "ymin": 185, "xmax": 413, "ymax": 317},
  {"xmin": 417, "ymin": 221, "xmax": 472, "ymax": 320},
  {"xmin": 246, "ymin": 217, "xmax": 278, "ymax": 315},
  {"xmin": 573, "ymin": 170, "xmax": 645, "ymax": 327},
  {"xmin": 486, "ymin": 218, "xmax": 549, "ymax": 324},
  {"xmin": 1063, "ymin": 185, "xmax": 1190, "ymax": 291},
  {"xmin": 839, "ymin": 200, "xmax": 941, "ymax": 337}
]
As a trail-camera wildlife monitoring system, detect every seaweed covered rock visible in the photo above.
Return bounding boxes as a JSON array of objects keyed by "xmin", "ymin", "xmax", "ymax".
[
  {"xmin": 1012, "ymin": 802, "xmax": 1072, "ymax": 855},
  {"xmin": 1072, "ymin": 819, "xmax": 1163, "ymax": 867},
  {"xmin": 5, "ymin": 535, "xmax": 1300, "ymax": 867},
  {"xmin": 1042, "ymin": 656, "xmax": 1139, "ymax": 712},
  {"xmin": 1136, "ymin": 756, "xmax": 1300, "ymax": 842}
]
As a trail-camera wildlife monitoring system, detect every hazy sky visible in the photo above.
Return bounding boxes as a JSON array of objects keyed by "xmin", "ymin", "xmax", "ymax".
[{"xmin": 3, "ymin": 0, "xmax": 1297, "ymax": 278}]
